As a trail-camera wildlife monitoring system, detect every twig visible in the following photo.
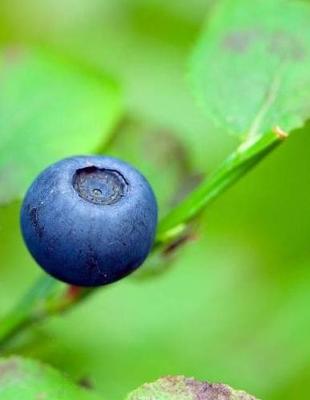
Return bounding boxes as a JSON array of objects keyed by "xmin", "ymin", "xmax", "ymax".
[{"xmin": 0, "ymin": 128, "xmax": 288, "ymax": 349}]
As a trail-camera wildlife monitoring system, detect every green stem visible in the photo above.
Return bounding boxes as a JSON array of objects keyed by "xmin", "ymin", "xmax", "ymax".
[
  {"xmin": 156, "ymin": 128, "xmax": 287, "ymax": 243},
  {"xmin": 0, "ymin": 127, "xmax": 287, "ymax": 349},
  {"xmin": 0, "ymin": 275, "xmax": 92, "ymax": 350}
]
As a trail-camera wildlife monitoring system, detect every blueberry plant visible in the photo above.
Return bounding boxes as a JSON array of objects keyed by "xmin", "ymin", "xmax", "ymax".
[{"xmin": 0, "ymin": 0, "xmax": 310, "ymax": 399}]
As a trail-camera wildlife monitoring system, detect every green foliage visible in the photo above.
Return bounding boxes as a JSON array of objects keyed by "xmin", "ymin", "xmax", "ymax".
[
  {"xmin": 127, "ymin": 376, "xmax": 258, "ymax": 400},
  {"xmin": 191, "ymin": 0, "xmax": 310, "ymax": 138},
  {"xmin": 0, "ymin": 47, "xmax": 122, "ymax": 204},
  {"xmin": 0, "ymin": 357, "xmax": 257, "ymax": 400},
  {"xmin": 0, "ymin": 357, "xmax": 101, "ymax": 400},
  {"xmin": 0, "ymin": 1, "xmax": 309, "ymax": 400}
]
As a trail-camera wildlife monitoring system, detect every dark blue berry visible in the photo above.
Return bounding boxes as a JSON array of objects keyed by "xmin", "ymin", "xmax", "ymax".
[{"xmin": 20, "ymin": 156, "xmax": 158, "ymax": 287}]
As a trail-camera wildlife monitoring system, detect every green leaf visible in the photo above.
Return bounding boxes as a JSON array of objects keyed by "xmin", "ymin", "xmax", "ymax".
[
  {"xmin": 191, "ymin": 0, "xmax": 310, "ymax": 139},
  {"xmin": 0, "ymin": 356, "xmax": 102, "ymax": 400},
  {"xmin": 0, "ymin": 46, "xmax": 123, "ymax": 204},
  {"xmin": 126, "ymin": 376, "xmax": 258, "ymax": 400}
]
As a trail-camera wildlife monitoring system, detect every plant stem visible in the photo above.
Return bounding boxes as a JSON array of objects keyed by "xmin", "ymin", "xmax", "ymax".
[
  {"xmin": 0, "ymin": 275, "xmax": 92, "ymax": 350},
  {"xmin": 0, "ymin": 127, "xmax": 288, "ymax": 349},
  {"xmin": 156, "ymin": 127, "xmax": 287, "ymax": 243}
]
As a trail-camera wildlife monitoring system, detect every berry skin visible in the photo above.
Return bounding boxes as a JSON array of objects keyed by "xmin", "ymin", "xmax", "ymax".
[{"xmin": 20, "ymin": 156, "xmax": 158, "ymax": 287}]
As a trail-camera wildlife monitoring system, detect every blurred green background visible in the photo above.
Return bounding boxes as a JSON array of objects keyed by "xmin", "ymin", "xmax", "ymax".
[{"xmin": 0, "ymin": 1, "xmax": 309, "ymax": 399}]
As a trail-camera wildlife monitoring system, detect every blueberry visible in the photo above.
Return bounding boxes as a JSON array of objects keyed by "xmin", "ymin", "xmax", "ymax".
[{"xmin": 20, "ymin": 156, "xmax": 158, "ymax": 287}]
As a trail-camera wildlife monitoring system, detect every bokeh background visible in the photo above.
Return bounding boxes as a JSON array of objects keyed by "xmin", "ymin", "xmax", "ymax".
[{"xmin": 0, "ymin": 1, "xmax": 309, "ymax": 399}]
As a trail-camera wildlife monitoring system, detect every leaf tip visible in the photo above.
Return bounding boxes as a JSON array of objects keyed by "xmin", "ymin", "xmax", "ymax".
[
  {"xmin": 127, "ymin": 375, "xmax": 259, "ymax": 400},
  {"xmin": 272, "ymin": 126, "xmax": 288, "ymax": 140}
]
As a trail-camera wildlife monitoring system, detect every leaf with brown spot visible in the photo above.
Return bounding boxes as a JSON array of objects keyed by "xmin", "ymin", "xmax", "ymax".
[
  {"xmin": 190, "ymin": 0, "xmax": 310, "ymax": 139},
  {"xmin": 126, "ymin": 376, "xmax": 259, "ymax": 400}
]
